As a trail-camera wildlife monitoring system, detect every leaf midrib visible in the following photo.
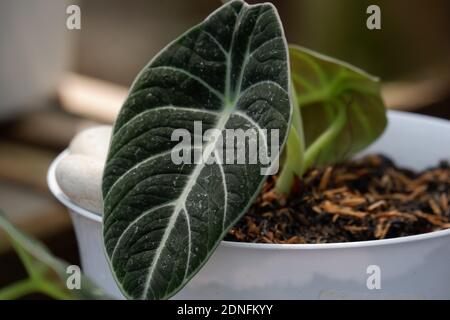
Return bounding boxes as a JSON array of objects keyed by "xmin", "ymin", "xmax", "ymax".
[{"xmin": 140, "ymin": 109, "xmax": 232, "ymax": 299}]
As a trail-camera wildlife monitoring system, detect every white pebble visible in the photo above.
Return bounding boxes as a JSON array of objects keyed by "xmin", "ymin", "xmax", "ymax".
[
  {"xmin": 56, "ymin": 154, "xmax": 105, "ymax": 214},
  {"xmin": 69, "ymin": 126, "xmax": 112, "ymax": 161}
]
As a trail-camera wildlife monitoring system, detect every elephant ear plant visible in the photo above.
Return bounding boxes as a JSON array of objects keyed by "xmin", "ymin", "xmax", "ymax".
[
  {"xmin": 102, "ymin": 0, "xmax": 386, "ymax": 300},
  {"xmin": 102, "ymin": 0, "xmax": 291, "ymax": 300}
]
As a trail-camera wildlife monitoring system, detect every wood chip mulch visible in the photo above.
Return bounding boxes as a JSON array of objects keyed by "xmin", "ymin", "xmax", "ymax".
[{"xmin": 225, "ymin": 154, "xmax": 450, "ymax": 244}]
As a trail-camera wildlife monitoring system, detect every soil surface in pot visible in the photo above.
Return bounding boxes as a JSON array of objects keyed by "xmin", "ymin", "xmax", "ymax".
[{"xmin": 225, "ymin": 154, "xmax": 450, "ymax": 244}]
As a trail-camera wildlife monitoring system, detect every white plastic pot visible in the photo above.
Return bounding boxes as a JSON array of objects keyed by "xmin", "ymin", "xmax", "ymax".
[{"xmin": 48, "ymin": 111, "xmax": 450, "ymax": 299}]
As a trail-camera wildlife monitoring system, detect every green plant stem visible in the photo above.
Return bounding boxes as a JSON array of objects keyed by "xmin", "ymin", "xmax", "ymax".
[
  {"xmin": 0, "ymin": 278, "xmax": 38, "ymax": 300},
  {"xmin": 275, "ymin": 126, "xmax": 303, "ymax": 194},
  {"xmin": 290, "ymin": 85, "xmax": 304, "ymax": 142},
  {"xmin": 3, "ymin": 238, "xmax": 73, "ymax": 300},
  {"xmin": 0, "ymin": 277, "xmax": 72, "ymax": 300},
  {"xmin": 37, "ymin": 281, "xmax": 73, "ymax": 300},
  {"xmin": 275, "ymin": 85, "xmax": 305, "ymax": 194},
  {"xmin": 303, "ymin": 101, "xmax": 347, "ymax": 170}
]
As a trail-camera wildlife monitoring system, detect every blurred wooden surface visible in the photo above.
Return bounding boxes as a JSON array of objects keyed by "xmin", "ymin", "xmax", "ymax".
[
  {"xmin": 4, "ymin": 107, "xmax": 99, "ymax": 150},
  {"xmin": 0, "ymin": 182, "xmax": 71, "ymax": 253},
  {"xmin": 0, "ymin": 108, "xmax": 82, "ymax": 293},
  {"xmin": 0, "ymin": 140, "xmax": 58, "ymax": 192},
  {"xmin": 58, "ymin": 73, "xmax": 126, "ymax": 124},
  {"xmin": 0, "ymin": 105, "xmax": 100, "ymax": 254},
  {"xmin": 0, "ymin": 140, "xmax": 72, "ymax": 253}
]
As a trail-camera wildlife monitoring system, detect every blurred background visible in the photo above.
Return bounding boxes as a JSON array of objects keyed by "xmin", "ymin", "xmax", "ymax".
[{"xmin": 0, "ymin": 0, "xmax": 449, "ymax": 298}]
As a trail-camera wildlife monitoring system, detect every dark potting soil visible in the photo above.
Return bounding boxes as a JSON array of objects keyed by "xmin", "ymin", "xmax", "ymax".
[{"xmin": 225, "ymin": 154, "xmax": 450, "ymax": 244}]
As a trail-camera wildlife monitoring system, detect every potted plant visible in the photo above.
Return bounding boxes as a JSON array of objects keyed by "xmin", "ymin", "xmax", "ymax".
[{"xmin": 48, "ymin": 0, "xmax": 450, "ymax": 299}]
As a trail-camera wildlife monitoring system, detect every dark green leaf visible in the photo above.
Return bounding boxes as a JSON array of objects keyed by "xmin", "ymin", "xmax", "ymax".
[{"xmin": 102, "ymin": 0, "xmax": 291, "ymax": 299}]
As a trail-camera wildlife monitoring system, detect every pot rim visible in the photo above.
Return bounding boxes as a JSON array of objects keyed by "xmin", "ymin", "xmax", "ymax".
[{"xmin": 47, "ymin": 110, "xmax": 450, "ymax": 251}]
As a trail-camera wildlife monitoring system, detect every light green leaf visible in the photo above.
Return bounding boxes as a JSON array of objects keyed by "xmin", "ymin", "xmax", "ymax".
[
  {"xmin": 0, "ymin": 214, "xmax": 109, "ymax": 300},
  {"xmin": 102, "ymin": 0, "xmax": 291, "ymax": 299},
  {"xmin": 290, "ymin": 45, "xmax": 387, "ymax": 168},
  {"xmin": 275, "ymin": 46, "xmax": 387, "ymax": 194}
]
